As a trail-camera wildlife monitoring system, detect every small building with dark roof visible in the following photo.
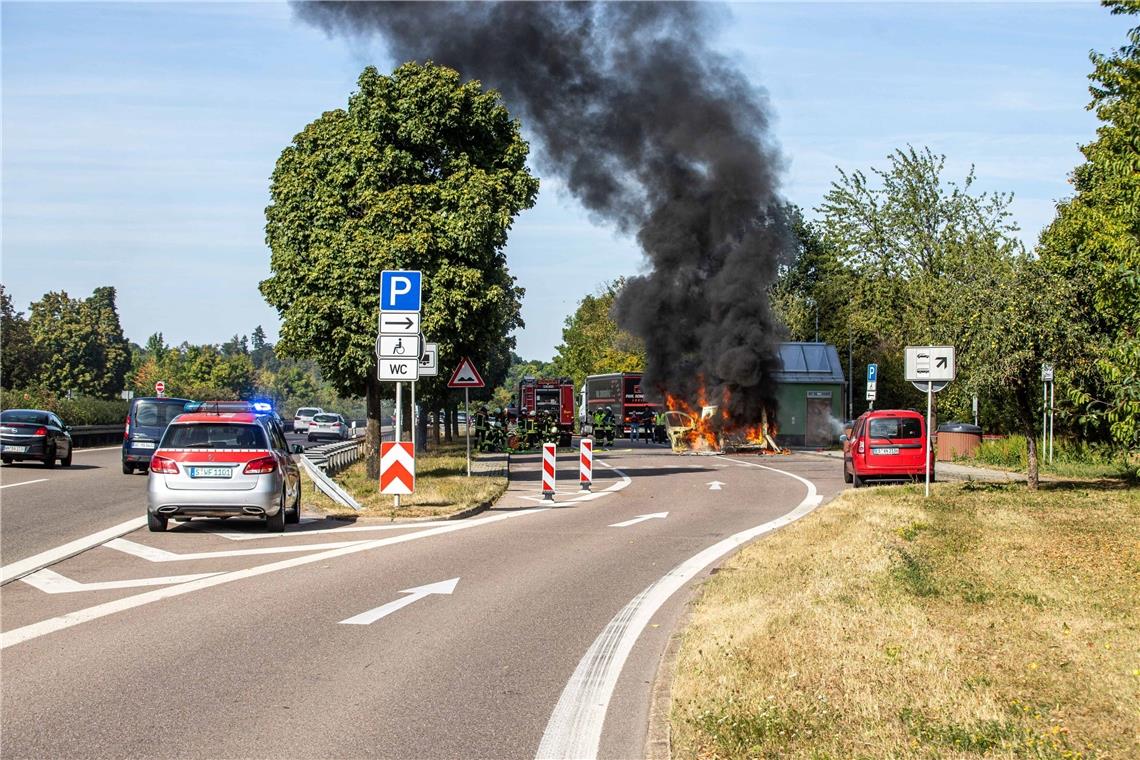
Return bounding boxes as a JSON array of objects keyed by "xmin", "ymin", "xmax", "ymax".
[{"xmin": 773, "ymin": 342, "xmax": 846, "ymax": 447}]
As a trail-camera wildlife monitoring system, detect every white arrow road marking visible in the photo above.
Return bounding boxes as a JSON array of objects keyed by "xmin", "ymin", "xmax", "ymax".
[
  {"xmin": 1, "ymin": 516, "xmax": 147, "ymax": 585},
  {"xmin": 20, "ymin": 568, "xmax": 222, "ymax": 594},
  {"xmin": 339, "ymin": 577, "xmax": 460, "ymax": 625},
  {"xmin": 2, "ymin": 508, "xmax": 542, "ymax": 650},
  {"xmin": 707, "ymin": 480, "xmax": 725, "ymax": 490},
  {"xmin": 0, "ymin": 478, "xmax": 48, "ymax": 490},
  {"xmin": 105, "ymin": 537, "xmax": 371, "ymax": 562},
  {"xmin": 536, "ymin": 460, "xmax": 823, "ymax": 760},
  {"xmin": 608, "ymin": 512, "xmax": 668, "ymax": 528}
]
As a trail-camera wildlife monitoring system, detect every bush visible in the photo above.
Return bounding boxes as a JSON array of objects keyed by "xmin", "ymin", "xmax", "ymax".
[
  {"xmin": 0, "ymin": 387, "xmax": 129, "ymax": 426},
  {"xmin": 969, "ymin": 434, "xmax": 1137, "ymax": 479}
]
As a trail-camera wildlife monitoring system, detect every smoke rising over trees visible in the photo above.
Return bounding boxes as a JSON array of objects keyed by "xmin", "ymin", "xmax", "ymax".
[{"xmin": 295, "ymin": 1, "xmax": 793, "ymax": 426}]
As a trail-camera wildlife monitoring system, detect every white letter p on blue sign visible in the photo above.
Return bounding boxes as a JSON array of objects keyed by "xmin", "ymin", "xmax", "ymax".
[{"xmin": 380, "ymin": 270, "xmax": 422, "ymax": 312}]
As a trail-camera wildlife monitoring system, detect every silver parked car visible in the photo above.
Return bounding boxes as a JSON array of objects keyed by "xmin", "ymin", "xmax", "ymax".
[
  {"xmin": 292, "ymin": 406, "xmax": 324, "ymax": 433},
  {"xmin": 147, "ymin": 411, "xmax": 302, "ymax": 532},
  {"xmin": 307, "ymin": 413, "xmax": 349, "ymax": 442}
]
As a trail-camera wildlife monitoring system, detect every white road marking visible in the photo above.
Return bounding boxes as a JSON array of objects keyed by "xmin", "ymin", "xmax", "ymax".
[
  {"xmin": 73, "ymin": 445, "xmax": 125, "ymax": 453},
  {"xmin": 608, "ymin": 512, "xmax": 668, "ymax": 528},
  {"xmin": 104, "ymin": 537, "xmax": 372, "ymax": 562},
  {"xmin": 20, "ymin": 568, "xmax": 222, "ymax": 594},
  {"xmin": 193, "ymin": 518, "xmax": 453, "ymax": 542},
  {"xmin": 0, "ymin": 517, "xmax": 147, "ymax": 585},
  {"xmin": 2, "ymin": 508, "xmax": 544, "ymax": 649},
  {"xmin": 536, "ymin": 459, "xmax": 823, "ymax": 760},
  {"xmin": 0, "ymin": 479, "xmax": 48, "ymax": 490},
  {"xmin": 339, "ymin": 577, "xmax": 459, "ymax": 625},
  {"xmin": 707, "ymin": 480, "xmax": 725, "ymax": 490}
]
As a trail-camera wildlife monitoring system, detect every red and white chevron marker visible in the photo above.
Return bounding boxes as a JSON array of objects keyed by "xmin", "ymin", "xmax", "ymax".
[
  {"xmin": 579, "ymin": 438, "xmax": 593, "ymax": 492},
  {"xmin": 380, "ymin": 442, "xmax": 415, "ymax": 495},
  {"xmin": 542, "ymin": 442, "xmax": 557, "ymax": 500}
]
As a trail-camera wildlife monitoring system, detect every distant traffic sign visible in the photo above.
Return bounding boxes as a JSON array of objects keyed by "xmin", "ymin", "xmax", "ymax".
[
  {"xmin": 380, "ymin": 270, "xmax": 422, "ymax": 312},
  {"xmin": 378, "ymin": 311, "xmax": 420, "ymax": 335},
  {"xmin": 905, "ymin": 346, "xmax": 955, "ymax": 382},
  {"xmin": 418, "ymin": 343, "xmax": 439, "ymax": 377},
  {"xmin": 1041, "ymin": 362, "xmax": 1054, "ymax": 382},
  {"xmin": 867, "ymin": 363, "xmax": 878, "ymax": 384},
  {"xmin": 447, "ymin": 357, "xmax": 485, "ymax": 388},
  {"xmin": 155, "ymin": 381, "xmax": 165, "ymax": 396}
]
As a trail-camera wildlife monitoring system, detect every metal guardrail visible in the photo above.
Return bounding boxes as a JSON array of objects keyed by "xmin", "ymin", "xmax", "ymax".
[
  {"xmin": 69, "ymin": 424, "xmax": 125, "ymax": 448},
  {"xmin": 303, "ymin": 437, "xmax": 366, "ymax": 477}
]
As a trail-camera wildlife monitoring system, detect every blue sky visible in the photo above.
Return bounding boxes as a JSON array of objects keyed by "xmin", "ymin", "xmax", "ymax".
[{"xmin": 2, "ymin": 2, "xmax": 1129, "ymax": 362}]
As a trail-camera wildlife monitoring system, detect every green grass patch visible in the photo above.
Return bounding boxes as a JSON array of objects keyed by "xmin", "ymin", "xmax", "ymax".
[
  {"xmin": 964, "ymin": 434, "xmax": 1138, "ymax": 480},
  {"xmin": 302, "ymin": 443, "xmax": 507, "ymax": 519}
]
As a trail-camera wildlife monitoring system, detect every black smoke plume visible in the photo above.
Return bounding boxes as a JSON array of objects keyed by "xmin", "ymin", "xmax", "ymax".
[{"xmin": 294, "ymin": 1, "xmax": 791, "ymax": 426}]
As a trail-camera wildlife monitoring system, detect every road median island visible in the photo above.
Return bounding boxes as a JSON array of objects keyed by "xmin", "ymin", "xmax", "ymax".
[
  {"xmin": 669, "ymin": 479, "xmax": 1138, "ymax": 759},
  {"xmin": 301, "ymin": 443, "xmax": 508, "ymax": 520}
]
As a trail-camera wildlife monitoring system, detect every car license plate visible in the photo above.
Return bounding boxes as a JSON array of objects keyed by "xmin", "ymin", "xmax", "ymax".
[
  {"xmin": 2, "ymin": 445, "xmax": 27, "ymax": 453},
  {"xmin": 188, "ymin": 466, "xmax": 232, "ymax": 479},
  {"xmin": 872, "ymin": 447, "xmax": 900, "ymax": 455},
  {"xmin": 133, "ymin": 441, "xmax": 155, "ymax": 450}
]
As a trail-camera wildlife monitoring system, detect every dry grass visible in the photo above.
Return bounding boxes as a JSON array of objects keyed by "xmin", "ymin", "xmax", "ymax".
[
  {"xmin": 670, "ymin": 480, "xmax": 1139, "ymax": 759},
  {"xmin": 301, "ymin": 443, "xmax": 507, "ymax": 520}
]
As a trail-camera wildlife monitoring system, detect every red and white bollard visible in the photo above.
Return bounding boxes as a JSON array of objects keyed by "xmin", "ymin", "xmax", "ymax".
[
  {"xmin": 542, "ymin": 442, "xmax": 557, "ymax": 501},
  {"xmin": 579, "ymin": 438, "xmax": 593, "ymax": 492}
]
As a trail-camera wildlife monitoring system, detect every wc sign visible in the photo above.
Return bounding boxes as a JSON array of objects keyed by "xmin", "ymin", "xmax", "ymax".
[{"xmin": 380, "ymin": 270, "xmax": 422, "ymax": 312}]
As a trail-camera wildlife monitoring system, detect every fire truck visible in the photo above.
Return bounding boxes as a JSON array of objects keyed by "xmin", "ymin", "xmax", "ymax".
[
  {"xmin": 517, "ymin": 376, "xmax": 576, "ymax": 447},
  {"xmin": 580, "ymin": 372, "xmax": 661, "ymax": 439}
]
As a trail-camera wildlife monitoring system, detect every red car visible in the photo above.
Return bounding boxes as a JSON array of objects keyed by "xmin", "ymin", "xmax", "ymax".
[{"xmin": 842, "ymin": 409, "xmax": 933, "ymax": 487}]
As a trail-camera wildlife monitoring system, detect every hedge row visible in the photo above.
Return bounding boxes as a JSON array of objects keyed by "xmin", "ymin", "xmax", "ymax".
[{"xmin": 0, "ymin": 388, "xmax": 129, "ymax": 426}]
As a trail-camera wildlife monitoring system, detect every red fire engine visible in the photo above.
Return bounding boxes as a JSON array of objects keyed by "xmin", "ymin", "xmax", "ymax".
[{"xmin": 517, "ymin": 376, "xmax": 576, "ymax": 447}]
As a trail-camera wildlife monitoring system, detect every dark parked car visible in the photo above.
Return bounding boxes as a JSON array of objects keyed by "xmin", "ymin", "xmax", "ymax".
[
  {"xmin": 122, "ymin": 397, "xmax": 192, "ymax": 474},
  {"xmin": 1, "ymin": 409, "xmax": 73, "ymax": 467}
]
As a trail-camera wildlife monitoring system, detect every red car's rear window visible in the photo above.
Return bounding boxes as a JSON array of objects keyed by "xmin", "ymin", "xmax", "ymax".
[{"xmin": 867, "ymin": 417, "xmax": 922, "ymax": 439}]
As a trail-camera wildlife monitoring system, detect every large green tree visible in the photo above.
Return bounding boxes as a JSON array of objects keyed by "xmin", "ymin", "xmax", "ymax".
[
  {"xmin": 262, "ymin": 63, "xmax": 538, "ymax": 473},
  {"xmin": 26, "ymin": 287, "xmax": 131, "ymax": 397},
  {"xmin": 1, "ymin": 285, "xmax": 38, "ymax": 390},
  {"xmin": 551, "ymin": 279, "xmax": 646, "ymax": 389},
  {"xmin": 1038, "ymin": 0, "xmax": 1140, "ymax": 455}
]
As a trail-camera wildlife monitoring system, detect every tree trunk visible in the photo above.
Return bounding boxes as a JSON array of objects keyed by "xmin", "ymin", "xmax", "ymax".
[
  {"xmin": 451, "ymin": 402, "xmax": 460, "ymax": 440},
  {"xmin": 1015, "ymin": 385, "xmax": 1039, "ymax": 490},
  {"xmin": 431, "ymin": 409, "xmax": 441, "ymax": 447},
  {"xmin": 416, "ymin": 400, "xmax": 428, "ymax": 452},
  {"xmin": 444, "ymin": 406, "xmax": 453, "ymax": 443},
  {"xmin": 365, "ymin": 372, "xmax": 384, "ymax": 479}
]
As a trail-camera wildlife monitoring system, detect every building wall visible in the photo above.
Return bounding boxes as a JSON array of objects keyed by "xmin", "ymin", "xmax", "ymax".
[{"xmin": 773, "ymin": 382, "xmax": 845, "ymax": 446}]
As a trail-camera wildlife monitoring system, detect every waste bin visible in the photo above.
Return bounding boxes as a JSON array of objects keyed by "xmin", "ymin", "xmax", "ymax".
[{"xmin": 936, "ymin": 422, "xmax": 983, "ymax": 461}]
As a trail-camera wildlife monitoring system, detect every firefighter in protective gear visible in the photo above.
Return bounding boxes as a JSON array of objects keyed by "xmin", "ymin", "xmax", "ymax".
[
  {"xmin": 654, "ymin": 410, "xmax": 667, "ymax": 444},
  {"xmin": 474, "ymin": 406, "xmax": 489, "ymax": 450},
  {"xmin": 601, "ymin": 406, "xmax": 616, "ymax": 446}
]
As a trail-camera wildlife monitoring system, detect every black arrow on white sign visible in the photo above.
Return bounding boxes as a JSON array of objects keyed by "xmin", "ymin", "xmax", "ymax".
[
  {"xmin": 936, "ymin": 357, "xmax": 948, "ymax": 368},
  {"xmin": 383, "ymin": 316, "xmax": 415, "ymax": 330}
]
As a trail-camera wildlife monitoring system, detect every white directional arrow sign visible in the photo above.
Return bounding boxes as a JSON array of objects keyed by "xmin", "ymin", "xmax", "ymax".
[
  {"xmin": 707, "ymin": 481, "xmax": 726, "ymax": 491},
  {"xmin": 609, "ymin": 512, "xmax": 669, "ymax": 528},
  {"xmin": 338, "ymin": 577, "xmax": 460, "ymax": 625}
]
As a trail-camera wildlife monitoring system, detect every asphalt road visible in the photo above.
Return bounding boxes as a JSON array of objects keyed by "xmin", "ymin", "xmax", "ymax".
[{"xmin": 0, "ymin": 443, "xmax": 844, "ymax": 759}]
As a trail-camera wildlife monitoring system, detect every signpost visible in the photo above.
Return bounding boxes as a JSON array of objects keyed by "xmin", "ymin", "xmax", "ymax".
[
  {"xmin": 1041, "ymin": 362, "xmax": 1055, "ymax": 464},
  {"xmin": 905, "ymin": 346, "xmax": 956, "ymax": 498},
  {"xmin": 377, "ymin": 270, "xmax": 422, "ymax": 506},
  {"xmin": 447, "ymin": 357, "xmax": 485, "ymax": 477},
  {"xmin": 155, "ymin": 381, "xmax": 165, "ymax": 397}
]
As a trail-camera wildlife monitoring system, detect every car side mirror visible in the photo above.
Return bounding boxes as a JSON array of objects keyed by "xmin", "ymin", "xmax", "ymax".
[
  {"xmin": 292, "ymin": 444, "xmax": 304, "ymax": 454},
  {"xmin": 839, "ymin": 434, "xmax": 848, "ymax": 443}
]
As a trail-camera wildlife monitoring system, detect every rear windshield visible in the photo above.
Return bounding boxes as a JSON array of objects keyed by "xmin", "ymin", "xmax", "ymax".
[
  {"xmin": 868, "ymin": 417, "xmax": 922, "ymax": 439},
  {"xmin": 133, "ymin": 400, "xmax": 187, "ymax": 427},
  {"xmin": 1, "ymin": 410, "xmax": 48, "ymax": 424},
  {"xmin": 313, "ymin": 414, "xmax": 339, "ymax": 423},
  {"xmin": 296, "ymin": 408, "xmax": 321, "ymax": 417},
  {"xmin": 535, "ymin": 389, "xmax": 561, "ymax": 415},
  {"xmin": 162, "ymin": 423, "xmax": 268, "ymax": 450}
]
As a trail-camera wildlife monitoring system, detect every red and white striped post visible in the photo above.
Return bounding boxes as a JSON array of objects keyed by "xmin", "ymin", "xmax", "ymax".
[
  {"xmin": 579, "ymin": 438, "xmax": 593, "ymax": 492},
  {"xmin": 542, "ymin": 442, "xmax": 557, "ymax": 501}
]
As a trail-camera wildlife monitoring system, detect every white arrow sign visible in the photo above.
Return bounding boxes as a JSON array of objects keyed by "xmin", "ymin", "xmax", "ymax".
[
  {"xmin": 609, "ymin": 512, "xmax": 669, "ymax": 528},
  {"xmin": 338, "ymin": 577, "xmax": 459, "ymax": 625},
  {"xmin": 707, "ymin": 481, "xmax": 726, "ymax": 490}
]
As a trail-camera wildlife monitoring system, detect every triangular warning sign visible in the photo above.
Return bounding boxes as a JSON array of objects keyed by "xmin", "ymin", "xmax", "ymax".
[{"xmin": 447, "ymin": 357, "xmax": 485, "ymax": 388}]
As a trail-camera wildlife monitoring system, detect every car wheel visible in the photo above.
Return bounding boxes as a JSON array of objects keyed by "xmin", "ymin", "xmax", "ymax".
[
  {"xmin": 266, "ymin": 491, "xmax": 286, "ymax": 532},
  {"xmin": 2, "ymin": 456, "xmax": 11, "ymax": 465},
  {"xmin": 286, "ymin": 483, "xmax": 301, "ymax": 525},
  {"xmin": 122, "ymin": 461, "xmax": 134, "ymax": 474},
  {"xmin": 307, "ymin": 435, "xmax": 314, "ymax": 442},
  {"xmin": 147, "ymin": 511, "xmax": 168, "ymax": 532},
  {"xmin": 843, "ymin": 465, "xmax": 853, "ymax": 484},
  {"xmin": 44, "ymin": 445, "xmax": 56, "ymax": 468},
  {"xmin": 61, "ymin": 446, "xmax": 73, "ymax": 467},
  {"xmin": 852, "ymin": 472, "xmax": 864, "ymax": 488}
]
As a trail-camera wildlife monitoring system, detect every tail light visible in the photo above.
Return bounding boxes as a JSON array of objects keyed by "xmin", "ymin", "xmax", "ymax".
[
  {"xmin": 243, "ymin": 456, "xmax": 277, "ymax": 475},
  {"xmin": 124, "ymin": 415, "xmax": 130, "ymax": 439},
  {"xmin": 150, "ymin": 456, "xmax": 179, "ymax": 474},
  {"xmin": 33, "ymin": 426, "xmax": 48, "ymax": 436},
  {"xmin": 857, "ymin": 439, "xmax": 865, "ymax": 454}
]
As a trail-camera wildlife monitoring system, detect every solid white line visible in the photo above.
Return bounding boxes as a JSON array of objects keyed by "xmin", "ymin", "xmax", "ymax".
[
  {"xmin": 0, "ymin": 517, "xmax": 148, "ymax": 585},
  {"xmin": 73, "ymin": 445, "xmax": 124, "ymax": 453},
  {"xmin": 535, "ymin": 459, "xmax": 823, "ymax": 760},
  {"xmin": 20, "ymin": 568, "xmax": 222, "ymax": 594},
  {"xmin": 105, "ymin": 537, "xmax": 372, "ymax": 562},
  {"xmin": 0, "ymin": 479, "xmax": 48, "ymax": 490},
  {"xmin": 1, "ymin": 508, "xmax": 544, "ymax": 649},
  {"xmin": 198, "ymin": 518, "xmax": 454, "ymax": 542}
]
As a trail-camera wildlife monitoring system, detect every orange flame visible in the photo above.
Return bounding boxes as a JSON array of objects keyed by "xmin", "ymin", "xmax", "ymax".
[{"xmin": 665, "ymin": 381, "xmax": 783, "ymax": 454}]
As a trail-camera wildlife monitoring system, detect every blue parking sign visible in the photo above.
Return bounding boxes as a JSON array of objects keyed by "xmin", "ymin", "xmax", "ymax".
[
  {"xmin": 867, "ymin": 363, "xmax": 878, "ymax": 383},
  {"xmin": 380, "ymin": 270, "xmax": 422, "ymax": 312}
]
